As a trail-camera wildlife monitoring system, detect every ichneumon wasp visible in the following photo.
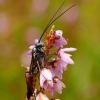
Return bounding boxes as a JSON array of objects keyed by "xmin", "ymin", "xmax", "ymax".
[{"xmin": 24, "ymin": 0, "xmax": 75, "ymax": 99}]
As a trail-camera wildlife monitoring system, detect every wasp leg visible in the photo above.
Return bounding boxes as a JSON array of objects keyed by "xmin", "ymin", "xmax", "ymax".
[{"xmin": 36, "ymin": 61, "xmax": 41, "ymax": 73}]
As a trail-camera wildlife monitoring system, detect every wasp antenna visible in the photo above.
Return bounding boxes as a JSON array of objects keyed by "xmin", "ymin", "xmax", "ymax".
[
  {"xmin": 43, "ymin": 4, "xmax": 76, "ymax": 32},
  {"xmin": 39, "ymin": 0, "xmax": 66, "ymax": 42}
]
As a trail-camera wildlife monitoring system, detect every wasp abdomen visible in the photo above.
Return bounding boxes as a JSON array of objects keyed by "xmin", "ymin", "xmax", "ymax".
[{"xmin": 25, "ymin": 72, "xmax": 37, "ymax": 100}]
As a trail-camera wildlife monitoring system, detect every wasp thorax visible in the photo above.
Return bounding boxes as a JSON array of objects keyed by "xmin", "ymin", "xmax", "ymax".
[{"xmin": 32, "ymin": 47, "xmax": 36, "ymax": 53}]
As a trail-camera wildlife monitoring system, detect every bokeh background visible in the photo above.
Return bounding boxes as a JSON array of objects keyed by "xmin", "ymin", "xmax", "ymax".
[{"xmin": 0, "ymin": 0, "xmax": 100, "ymax": 100}]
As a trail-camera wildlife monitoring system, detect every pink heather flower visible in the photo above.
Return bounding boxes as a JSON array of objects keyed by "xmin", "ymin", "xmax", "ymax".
[
  {"xmin": 40, "ymin": 68, "xmax": 53, "ymax": 89},
  {"xmin": 27, "ymin": 45, "xmax": 35, "ymax": 55},
  {"xmin": 49, "ymin": 48, "xmax": 77, "ymax": 79},
  {"xmin": 58, "ymin": 47, "xmax": 77, "ymax": 64},
  {"xmin": 27, "ymin": 39, "xmax": 39, "ymax": 55},
  {"xmin": 48, "ymin": 78, "xmax": 66, "ymax": 96},
  {"xmin": 34, "ymin": 39, "xmax": 39, "ymax": 43},
  {"xmin": 36, "ymin": 92, "xmax": 49, "ymax": 100},
  {"xmin": 60, "ymin": 47, "xmax": 77, "ymax": 52},
  {"xmin": 52, "ymin": 58, "xmax": 67, "ymax": 79},
  {"xmin": 24, "ymin": 25, "xmax": 77, "ymax": 100},
  {"xmin": 53, "ymin": 30, "xmax": 67, "ymax": 48}
]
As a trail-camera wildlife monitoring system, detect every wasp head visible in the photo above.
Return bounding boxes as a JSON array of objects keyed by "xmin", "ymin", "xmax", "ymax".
[{"xmin": 35, "ymin": 42, "xmax": 44, "ymax": 48}]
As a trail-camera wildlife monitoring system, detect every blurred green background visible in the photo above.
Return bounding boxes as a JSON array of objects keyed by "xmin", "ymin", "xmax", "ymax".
[{"xmin": 0, "ymin": 0, "xmax": 100, "ymax": 100}]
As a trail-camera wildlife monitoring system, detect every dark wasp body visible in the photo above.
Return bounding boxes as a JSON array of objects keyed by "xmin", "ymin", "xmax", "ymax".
[
  {"xmin": 30, "ymin": 42, "xmax": 44, "ymax": 74},
  {"xmin": 25, "ymin": 42, "xmax": 44, "ymax": 100}
]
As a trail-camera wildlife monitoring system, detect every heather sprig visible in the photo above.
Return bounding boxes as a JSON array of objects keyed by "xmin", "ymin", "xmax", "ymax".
[{"xmin": 23, "ymin": 25, "xmax": 77, "ymax": 100}]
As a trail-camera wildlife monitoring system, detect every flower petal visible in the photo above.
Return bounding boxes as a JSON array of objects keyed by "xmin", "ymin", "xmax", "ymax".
[
  {"xmin": 36, "ymin": 92, "xmax": 49, "ymax": 100},
  {"xmin": 40, "ymin": 68, "xmax": 53, "ymax": 89},
  {"xmin": 60, "ymin": 52, "xmax": 74, "ymax": 64},
  {"xmin": 34, "ymin": 39, "xmax": 39, "ymax": 43},
  {"xmin": 40, "ymin": 73, "xmax": 45, "ymax": 87},
  {"xmin": 53, "ymin": 30, "xmax": 67, "ymax": 48},
  {"xmin": 29, "ymin": 45, "xmax": 35, "ymax": 49},
  {"xmin": 27, "ymin": 49, "xmax": 32, "ymax": 55},
  {"xmin": 61, "ymin": 48, "xmax": 77, "ymax": 52},
  {"xmin": 41, "ymin": 68, "xmax": 53, "ymax": 81},
  {"xmin": 55, "ymin": 30, "xmax": 63, "ymax": 36}
]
